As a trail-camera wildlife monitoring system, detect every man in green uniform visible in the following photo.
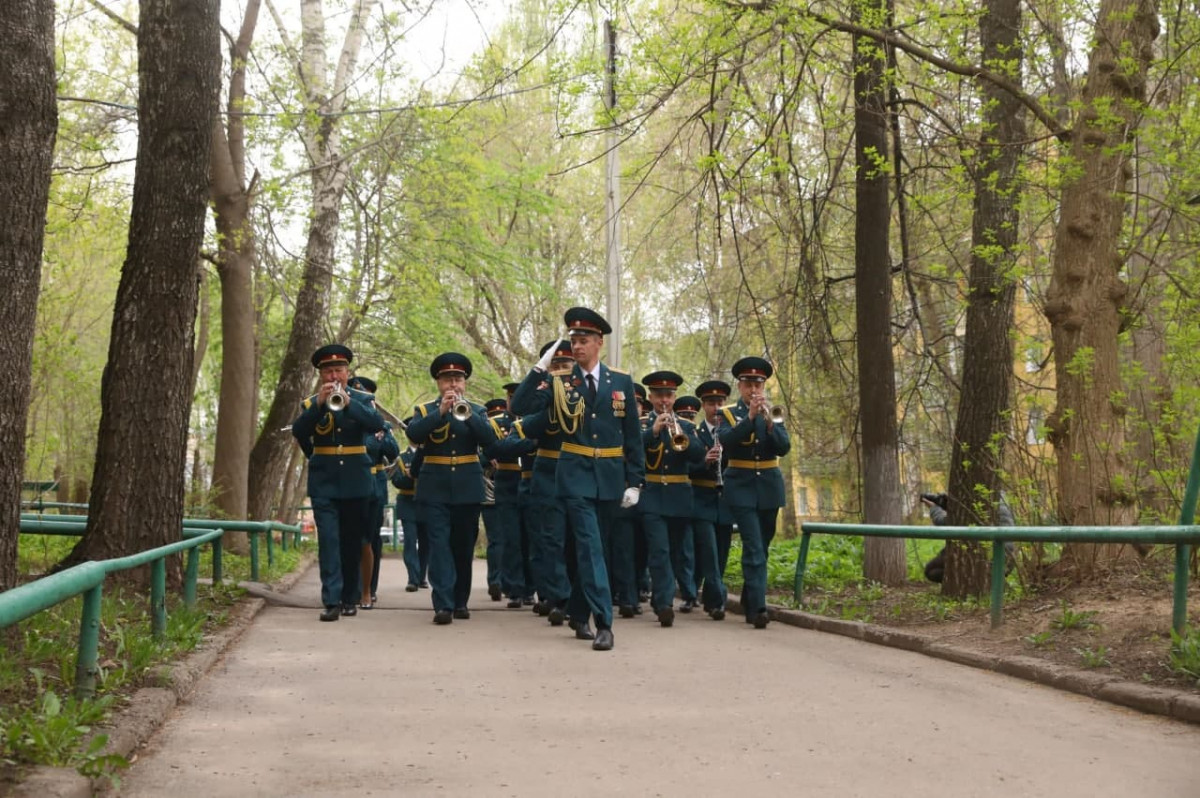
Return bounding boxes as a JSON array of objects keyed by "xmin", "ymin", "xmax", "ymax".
[
  {"xmin": 348, "ymin": 375, "xmax": 399, "ymax": 609},
  {"xmin": 511, "ymin": 308, "xmax": 645, "ymax": 651},
  {"xmin": 687, "ymin": 383, "xmax": 733, "ymax": 620},
  {"xmin": 640, "ymin": 372, "xmax": 704, "ymax": 626},
  {"xmin": 406, "ymin": 353, "xmax": 499, "ymax": 625},
  {"xmin": 291, "ymin": 344, "xmax": 385, "ymax": 622},
  {"xmin": 390, "ymin": 420, "xmax": 426, "ymax": 591},
  {"xmin": 719, "ymin": 357, "xmax": 791, "ymax": 629}
]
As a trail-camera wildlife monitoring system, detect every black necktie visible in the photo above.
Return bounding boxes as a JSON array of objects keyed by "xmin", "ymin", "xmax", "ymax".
[{"xmin": 587, "ymin": 374, "xmax": 597, "ymax": 401}]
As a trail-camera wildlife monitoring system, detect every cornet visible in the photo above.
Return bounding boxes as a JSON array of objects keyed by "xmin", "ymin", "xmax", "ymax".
[
  {"xmin": 665, "ymin": 413, "xmax": 690, "ymax": 452},
  {"xmin": 450, "ymin": 394, "xmax": 474, "ymax": 422},
  {"xmin": 753, "ymin": 394, "xmax": 786, "ymax": 424},
  {"xmin": 327, "ymin": 382, "xmax": 349, "ymax": 411}
]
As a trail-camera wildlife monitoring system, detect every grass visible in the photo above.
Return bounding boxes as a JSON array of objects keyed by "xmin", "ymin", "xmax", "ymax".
[
  {"xmin": 1050, "ymin": 601, "xmax": 1101, "ymax": 631},
  {"xmin": 1169, "ymin": 628, "xmax": 1200, "ymax": 686}
]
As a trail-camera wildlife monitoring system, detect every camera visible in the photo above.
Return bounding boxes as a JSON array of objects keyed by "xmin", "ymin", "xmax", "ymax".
[{"xmin": 920, "ymin": 492, "xmax": 948, "ymax": 508}]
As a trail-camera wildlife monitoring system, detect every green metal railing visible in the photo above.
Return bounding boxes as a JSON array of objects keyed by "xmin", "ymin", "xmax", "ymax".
[
  {"xmin": 796, "ymin": 428, "xmax": 1200, "ymax": 633},
  {"xmin": 794, "ymin": 522, "xmax": 1200, "ymax": 632},
  {"xmin": 20, "ymin": 514, "xmax": 303, "ymax": 582},
  {"xmin": 0, "ymin": 528, "xmax": 222, "ymax": 699}
]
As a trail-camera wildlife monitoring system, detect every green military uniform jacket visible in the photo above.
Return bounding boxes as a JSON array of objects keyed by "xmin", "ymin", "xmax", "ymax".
[
  {"xmin": 510, "ymin": 365, "xmax": 645, "ymax": 501},
  {"xmin": 639, "ymin": 412, "xmax": 704, "ymax": 517},
  {"xmin": 718, "ymin": 399, "xmax": 791, "ymax": 510},
  {"xmin": 406, "ymin": 399, "xmax": 499, "ymax": 505},
  {"xmin": 292, "ymin": 388, "xmax": 385, "ymax": 500}
]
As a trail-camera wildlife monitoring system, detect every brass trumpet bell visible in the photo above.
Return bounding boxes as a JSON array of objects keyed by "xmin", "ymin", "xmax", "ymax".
[{"xmin": 769, "ymin": 404, "xmax": 786, "ymax": 424}]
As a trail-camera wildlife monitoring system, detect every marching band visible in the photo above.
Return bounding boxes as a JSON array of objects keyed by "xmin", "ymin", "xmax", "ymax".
[{"xmin": 290, "ymin": 307, "xmax": 790, "ymax": 649}]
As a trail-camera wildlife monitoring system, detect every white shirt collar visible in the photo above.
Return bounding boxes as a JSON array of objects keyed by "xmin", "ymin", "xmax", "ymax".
[{"xmin": 583, "ymin": 363, "xmax": 601, "ymax": 384}]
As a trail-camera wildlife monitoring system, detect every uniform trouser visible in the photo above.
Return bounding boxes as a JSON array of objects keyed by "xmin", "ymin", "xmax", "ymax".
[
  {"xmin": 639, "ymin": 512, "xmax": 678, "ymax": 614},
  {"xmin": 495, "ymin": 501, "xmax": 525, "ymax": 597},
  {"xmin": 398, "ymin": 504, "xmax": 425, "ymax": 587},
  {"xmin": 520, "ymin": 499, "xmax": 546, "ymax": 600},
  {"xmin": 312, "ymin": 496, "xmax": 367, "ymax": 608},
  {"xmin": 532, "ymin": 496, "xmax": 571, "ymax": 604},
  {"xmin": 482, "ymin": 504, "xmax": 502, "ymax": 588},
  {"xmin": 520, "ymin": 513, "xmax": 536, "ymax": 599},
  {"xmin": 562, "ymin": 496, "xmax": 615, "ymax": 629},
  {"xmin": 714, "ymin": 522, "xmax": 735, "ymax": 577},
  {"xmin": 730, "ymin": 506, "xmax": 779, "ymax": 617},
  {"xmin": 669, "ymin": 522, "xmax": 697, "ymax": 602},
  {"xmin": 367, "ymin": 492, "xmax": 385, "ymax": 596},
  {"xmin": 609, "ymin": 511, "xmax": 639, "ymax": 607},
  {"xmin": 692, "ymin": 518, "xmax": 727, "ymax": 610},
  {"xmin": 423, "ymin": 502, "xmax": 481, "ymax": 612},
  {"xmin": 635, "ymin": 527, "xmax": 650, "ymax": 594}
]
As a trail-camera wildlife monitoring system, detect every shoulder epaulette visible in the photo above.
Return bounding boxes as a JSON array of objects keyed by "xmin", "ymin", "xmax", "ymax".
[
  {"xmin": 416, "ymin": 404, "xmax": 430, "ymax": 418},
  {"xmin": 721, "ymin": 406, "xmax": 738, "ymax": 426},
  {"xmin": 608, "ymin": 366, "xmax": 629, "ymax": 375},
  {"xmin": 302, "ymin": 395, "xmax": 314, "ymax": 410}
]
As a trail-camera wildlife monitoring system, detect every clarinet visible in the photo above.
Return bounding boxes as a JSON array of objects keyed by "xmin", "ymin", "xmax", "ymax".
[{"xmin": 711, "ymin": 418, "xmax": 724, "ymax": 488}]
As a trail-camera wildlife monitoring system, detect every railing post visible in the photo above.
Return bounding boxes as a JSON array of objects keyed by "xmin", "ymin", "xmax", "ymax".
[
  {"xmin": 990, "ymin": 540, "xmax": 1006, "ymax": 629},
  {"xmin": 74, "ymin": 585, "xmax": 102, "ymax": 700},
  {"xmin": 185, "ymin": 546, "xmax": 199, "ymax": 608},
  {"xmin": 281, "ymin": 524, "xmax": 289, "ymax": 552},
  {"xmin": 212, "ymin": 534, "xmax": 224, "ymax": 585},
  {"xmin": 1174, "ymin": 544, "xmax": 1190, "ymax": 636},
  {"xmin": 250, "ymin": 530, "xmax": 260, "ymax": 582},
  {"xmin": 151, "ymin": 558, "xmax": 166, "ymax": 640},
  {"xmin": 793, "ymin": 531, "xmax": 812, "ymax": 604},
  {"xmin": 266, "ymin": 524, "xmax": 275, "ymax": 567}
]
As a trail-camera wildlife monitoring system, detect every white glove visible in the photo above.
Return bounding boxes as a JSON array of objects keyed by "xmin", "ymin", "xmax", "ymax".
[
  {"xmin": 620, "ymin": 486, "xmax": 640, "ymax": 509},
  {"xmin": 535, "ymin": 335, "xmax": 564, "ymax": 372}
]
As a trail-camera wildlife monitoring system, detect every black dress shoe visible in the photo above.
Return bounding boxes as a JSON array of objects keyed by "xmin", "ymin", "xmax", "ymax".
[
  {"xmin": 359, "ymin": 602, "xmax": 373, "ymax": 610},
  {"xmin": 420, "ymin": 580, "xmax": 430, "ymax": 588},
  {"xmin": 638, "ymin": 591, "xmax": 650, "ymax": 603},
  {"xmin": 488, "ymin": 584, "xmax": 502, "ymax": 601},
  {"xmin": 753, "ymin": 611, "xmax": 769, "ymax": 629},
  {"xmin": 319, "ymin": 606, "xmax": 340, "ymax": 622},
  {"xmin": 522, "ymin": 596, "xmax": 535, "ymax": 606},
  {"xmin": 433, "ymin": 609, "xmax": 453, "ymax": 625},
  {"xmin": 633, "ymin": 604, "xmax": 643, "ymax": 615},
  {"xmin": 678, "ymin": 599, "xmax": 696, "ymax": 613},
  {"xmin": 574, "ymin": 622, "xmax": 595, "ymax": 641},
  {"xmin": 533, "ymin": 601, "xmax": 550, "ymax": 616},
  {"xmin": 405, "ymin": 584, "xmax": 419, "ymax": 592},
  {"xmin": 592, "ymin": 628, "xmax": 614, "ymax": 651},
  {"xmin": 710, "ymin": 608, "xmax": 726, "ymax": 621},
  {"xmin": 453, "ymin": 607, "xmax": 471, "ymax": 620},
  {"xmin": 341, "ymin": 605, "xmax": 358, "ymax": 617},
  {"xmin": 618, "ymin": 605, "xmax": 635, "ymax": 619},
  {"xmin": 547, "ymin": 606, "xmax": 566, "ymax": 626},
  {"xmin": 656, "ymin": 606, "xmax": 675, "ymax": 627},
  {"xmin": 506, "ymin": 597, "xmax": 523, "ymax": 608}
]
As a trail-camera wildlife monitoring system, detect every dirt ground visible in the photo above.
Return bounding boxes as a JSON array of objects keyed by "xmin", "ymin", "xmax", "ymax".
[{"xmin": 786, "ymin": 554, "xmax": 1200, "ymax": 694}]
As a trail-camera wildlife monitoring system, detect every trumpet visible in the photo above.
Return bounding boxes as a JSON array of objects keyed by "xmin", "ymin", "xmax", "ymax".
[
  {"xmin": 665, "ymin": 413, "xmax": 690, "ymax": 452},
  {"xmin": 327, "ymin": 382, "xmax": 349, "ymax": 411},
  {"xmin": 448, "ymin": 393, "xmax": 474, "ymax": 422},
  {"xmin": 753, "ymin": 394, "xmax": 786, "ymax": 424}
]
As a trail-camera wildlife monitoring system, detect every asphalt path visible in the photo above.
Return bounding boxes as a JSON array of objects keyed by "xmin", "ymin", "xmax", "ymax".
[{"xmin": 118, "ymin": 556, "xmax": 1200, "ymax": 797}]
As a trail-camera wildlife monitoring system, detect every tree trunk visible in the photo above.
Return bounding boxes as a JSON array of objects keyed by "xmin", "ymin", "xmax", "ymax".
[
  {"xmin": 209, "ymin": 0, "xmax": 261, "ymax": 551},
  {"xmin": 59, "ymin": 0, "xmax": 220, "ymax": 580},
  {"xmin": 853, "ymin": 5, "xmax": 905, "ymax": 584},
  {"xmin": 943, "ymin": 0, "xmax": 1024, "ymax": 597},
  {"xmin": 0, "ymin": 0, "xmax": 57, "ymax": 591},
  {"xmin": 1043, "ymin": 0, "xmax": 1158, "ymax": 575},
  {"xmin": 248, "ymin": 0, "xmax": 376, "ymax": 519}
]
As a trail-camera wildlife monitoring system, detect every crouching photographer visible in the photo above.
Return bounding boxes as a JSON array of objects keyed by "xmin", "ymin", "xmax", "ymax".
[{"xmin": 921, "ymin": 492, "xmax": 1015, "ymax": 583}]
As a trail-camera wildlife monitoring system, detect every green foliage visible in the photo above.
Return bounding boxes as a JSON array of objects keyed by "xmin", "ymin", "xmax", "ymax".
[
  {"xmin": 1074, "ymin": 646, "xmax": 1110, "ymax": 669},
  {"xmin": 1050, "ymin": 601, "xmax": 1100, "ymax": 631},
  {"xmin": 1023, "ymin": 630, "xmax": 1055, "ymax": 648},
  {"xmin": 1168, "ymin": 628, "xmax": 1200, "ymax": 685},
  {"xmin": 0, "ymin": 688, "xmax": 127, "ymax": 783}
]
